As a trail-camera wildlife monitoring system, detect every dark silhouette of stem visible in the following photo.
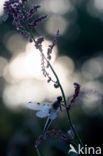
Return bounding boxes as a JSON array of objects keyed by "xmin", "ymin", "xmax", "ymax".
[{"xmin": 35, "ymin": 146, "xmax": 41, "ymax": 156}]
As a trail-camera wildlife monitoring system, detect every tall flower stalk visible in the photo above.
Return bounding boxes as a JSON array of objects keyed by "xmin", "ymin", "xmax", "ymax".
[
  {"xmin": 32, "ymin": 32, "xmax": 83, "ymax": 148},
  {"xmin": 3, "ymin": 0, "xmax": 84, "ymax": 155}
]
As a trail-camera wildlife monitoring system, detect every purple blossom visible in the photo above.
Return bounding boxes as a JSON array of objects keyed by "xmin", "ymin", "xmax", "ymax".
[
  {"xmin": 41, "ymin": 60, "xmax": 52, "ymax": 83},
  {"xmin": 35, "ymin": 36, "xmax": 44, "ymax": 49},
  {"xmin": 3, "ymin": 0, "xmax": 47, "ymax": 42},
  {"xmin": 47, "ymin": 30, "xmax": 59, "ymax": 60},
  {"xmin": 4, "ymin": 0, "xmax": 25, "ymax": 15},
  {"xmin": 16, "ymin": 24, "xmax": 32, "ymax": 41},
  {"xmin": 28, "ymin": 15, "xmax": 48, "ymax": 28},
  {"xmin": 47, "ymin": 77, "xmax": 51, "ymax": 83},
  {"xmin": 34, "ymin": 31, "xmax": 60, "ymax": 86},
  {"xmin": 39, "ymin": 52, "xmax": 56, "ymax": 84},
  {"xmin": 54, "ymin": 82, "xmax": 59, "ymax": 88},
  {"xmin": 3, "ymin": 0, "xmax": 29, "ymax": 39},
  {"xmin": 35, "ymin": 129, "xmax": 72, "ymax": 147},
  {"xmin": 70, "ymin": 83, "xmax": 80, "ymax": 104},
  {"xmin": 41, "ymin": 53, "xmax": 49, "ymax": 77},
  {"xmin": 26, "ymin": 5, "xmax": 40, "ymax": 19}
]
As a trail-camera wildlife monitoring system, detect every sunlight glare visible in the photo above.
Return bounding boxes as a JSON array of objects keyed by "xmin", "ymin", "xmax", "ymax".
[
  {"xmin": 79, "ymin": 79, "xmax": 103, "ymax": 115},
  {"xmin": 0, "ymin": 56, "xmax": 8, "ymax": 77},
  {"xmin": 81, "ymin": 57, "xmax": 103, "ymax": 80},
  {"xmin": 0, "ymin": 0, "xmax": 6, "ymax": 16},
  {"xmin": 3, "ymin": 79, "xmax": 48, "ymax": 109},
  {"xmin": 83, "ymin": 80, "xmax": 103, "ymax": 94},
  {"xmin": 87, "ymin": 0, "xmax": 103, "ymax": 17},
  {"xmin": 5, "ymin": 33, "xmax": 27, "ymax": 55},
  {"xmin": 3, "ymin": 39, "xmax": 57, "ymax": 83},
  {"xmin": 94, "ymin": 0, "xmax": 103, "ymax": 11},
  {"xmin": 46, "ymin": 15, "xmax": 68, "ymax": 35},
  {"xmin": 41, "ymin": 0, "xmax": 72, "ymax": 15}
]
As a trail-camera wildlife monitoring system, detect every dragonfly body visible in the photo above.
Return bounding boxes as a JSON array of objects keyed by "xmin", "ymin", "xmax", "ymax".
[
  {"xmin": 43, "ymin": 96, "xmax": 62, "ymax": 132},
  {"xmin": 26, "ymin": 96, "xmax": 62, "ymax": 132}
]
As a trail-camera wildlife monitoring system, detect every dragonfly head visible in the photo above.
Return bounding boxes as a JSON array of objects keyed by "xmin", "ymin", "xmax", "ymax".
[{"xmin": 57, "ymin": 96, "xmax": 62, "ymax": 102}]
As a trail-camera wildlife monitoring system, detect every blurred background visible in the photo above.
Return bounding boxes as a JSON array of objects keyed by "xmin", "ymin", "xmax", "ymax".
[{"xmin": 0, "ymin": 0, "xmax": 103, "ymax": 155}]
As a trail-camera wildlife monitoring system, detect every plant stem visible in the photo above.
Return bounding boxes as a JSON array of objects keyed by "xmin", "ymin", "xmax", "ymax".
[
  {"xmin": 46, "ymin": 58, "xmax": 86, "ymax": 156},
  {"xmin": 40, "ymin": 52, "xmax": 83, "ymax": 146},
  {"xmin": 29, "ymin": 31, "xmax": 84, "ymax": 151},
  {"xmin": 35, "ymin": 147, "xmax": 41, "ymax": 156}
]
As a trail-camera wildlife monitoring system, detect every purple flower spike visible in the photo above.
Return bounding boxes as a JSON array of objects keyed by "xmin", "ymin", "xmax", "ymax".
[
  {"xmin": 70, "ymin": 82, "xmax": 80, "ymax": 104},
  {"xmin": 26, "ymin": 5, "xmax": 40, "ymax": 19},
  {"xmin": 28, "ymin": 15, "xmax": 48, "ymax": 28},
  {"xmin": 35, "ymin": 36, "xmax": 44, "ymax": 49},
  {"xmin": 47, "ymin": 30, "xmax": 59, "ymax": 60},
  {"xmin": 54, "ymin": 82, "xmax": 59, "ymax": 88},
  {"xmin": 35, "ymin": 129, "xmax": 72, "ymax": 147},
  {"xmin": 3, "ymin": 0, "xmax": 46, "ymax": 42}
]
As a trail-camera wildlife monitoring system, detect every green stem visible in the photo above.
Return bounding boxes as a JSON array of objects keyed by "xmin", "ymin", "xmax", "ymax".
[
  {"xmin": 41, "ymin": 53, "xmax": 83, "ymax": 146},
  {"xmin": 29, "ymin": 31, "xmax": 84, "ymax": 152},
  {"xmin": 47, "ymin": 61, "xmax": 86, "ymax": 156},
  {"xmin": 35, "ymin": 147, "xmax": 41, "ymax": 156}
]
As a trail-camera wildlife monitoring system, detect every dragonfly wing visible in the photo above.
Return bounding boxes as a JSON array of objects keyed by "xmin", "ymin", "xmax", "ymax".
[
  {"xmin": 36, "ymin": 110, "xmax": 49, "ymax": 118},
  {"xmin": 26, "ymin": 102, "xmax": 52, "ymax": 118},
  {"xmin": 41, "ymin": 104, "xmax": 51, "ymax": 111},
  {"xmin": 49, "ymin": 110, "xmax": 58, "ymax": 120},
  {"xmin": 26, "ymin": 102, "xmax": 41, "ymax": 110},
  {"xmin": 26, "ymin": 102, "xmax": 51, "ymax": 111},
  {"xmin": 35, "ymin": 104, "xmax": 52, "ymax": 118}
]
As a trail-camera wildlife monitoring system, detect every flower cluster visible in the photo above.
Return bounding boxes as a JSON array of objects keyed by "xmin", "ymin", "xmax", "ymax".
[
  {"xmin": 35, "ymin": 129, "xmax": 73, "ymax": 148},
  {"xmin": 41, "ymin": 53, "xmax": 51, "ymax": 80},
  {"xmin": 28, "ymin": 15, "xmax": 48, "ymax": 29},
  {"xmin": 3, "ymin": 0, "xmax": 47, "ymax": 42},
  {"xmin": 47, "ymin": 30, "xmax": 59, "ymax": 60},
  {"xmin": 34, "ymin": 32, "xmax": 60, "ymax": 86},
  {"xmin": 35, "ymin": 36, "xmax": 44, "ymax": 49},
  {"xmin": 3, "ymin": 1, "xmax": 60, "ymax": 88}
]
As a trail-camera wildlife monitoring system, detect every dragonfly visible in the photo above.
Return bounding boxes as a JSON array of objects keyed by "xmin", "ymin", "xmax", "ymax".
[{"xmin": 26, "ymin": 96, "xmax": 62, "ymax": 133}]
